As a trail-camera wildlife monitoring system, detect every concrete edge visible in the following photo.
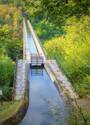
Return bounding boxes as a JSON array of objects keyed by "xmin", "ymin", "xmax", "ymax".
[{"xmin": 45, "ymin": 60, "xmax": 79, "ymax": 105}]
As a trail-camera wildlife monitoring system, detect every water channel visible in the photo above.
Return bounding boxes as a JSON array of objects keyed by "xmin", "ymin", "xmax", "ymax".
[{"xmin": 19, "ymin": 21, "xmax": 72, "ymax": 125}]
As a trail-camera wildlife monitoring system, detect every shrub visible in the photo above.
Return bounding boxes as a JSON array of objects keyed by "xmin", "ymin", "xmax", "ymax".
[{"xmin": 0, "ymin": 56, "xmax": 15, "ymax": 86}]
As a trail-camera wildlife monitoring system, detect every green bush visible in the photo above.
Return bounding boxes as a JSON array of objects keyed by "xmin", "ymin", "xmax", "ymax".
[
  {"xmin": 7, "ymin": 38, "xmax": 23, "ymax": 60},
  {"xmin": 0, "ymin": 56, "xmax": 15, "ymax": 86}
]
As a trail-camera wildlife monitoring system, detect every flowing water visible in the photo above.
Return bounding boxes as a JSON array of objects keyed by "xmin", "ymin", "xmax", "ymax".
[
  {"xmin": 19, "ymin": 21, "xmax": 72, "ymax": 125},
  {"xmin": 27, "ymin": 32, "xmax": 38, "ymax": 54},
  {"xmin": 19, "ymin": 67, "xmax": 71, "ymax": 125}
]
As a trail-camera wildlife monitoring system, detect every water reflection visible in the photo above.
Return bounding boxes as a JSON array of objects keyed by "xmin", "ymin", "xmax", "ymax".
[
  {"xmin": 19, "ymin": 67, "xmax": 71, "ymax": 125},
  {"xmin": 31, "ymin": 67, "xmax": 43, "ymax": 76}
]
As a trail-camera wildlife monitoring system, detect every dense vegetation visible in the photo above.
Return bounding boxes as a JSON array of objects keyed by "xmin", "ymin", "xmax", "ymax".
[{"xmin": 0, "ymin": 4, "xmax": 22, "ymax": 99}]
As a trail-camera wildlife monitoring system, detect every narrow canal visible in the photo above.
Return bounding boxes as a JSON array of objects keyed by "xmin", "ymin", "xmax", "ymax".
[
  {"xmin": 27, "ymin": 32, "xmax": 38, "ymax": 54},
  {"xmin": 19, "ymin": 20, "xmax": 72, "ymax": 125},
  {"xmin": 19, "ymin": 67, "xmax": 71, "ymax": 125}
]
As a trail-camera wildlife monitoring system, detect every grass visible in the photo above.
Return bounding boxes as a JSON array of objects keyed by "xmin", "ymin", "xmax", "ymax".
[
  {"xmin": 0, "ymin": 101, "xmax": 21, "ymax": 123},
  {"xmin": 70, "ymin": 98, "xmax": 90, "ymax": 125}
]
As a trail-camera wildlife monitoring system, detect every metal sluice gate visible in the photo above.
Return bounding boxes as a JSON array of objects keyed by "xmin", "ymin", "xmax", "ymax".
[{"xmin": 30, "ymin": 54, "xmax": 44, "ymax": 66}]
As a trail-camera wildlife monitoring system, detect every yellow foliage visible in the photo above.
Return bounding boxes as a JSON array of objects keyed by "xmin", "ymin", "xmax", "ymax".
[
  {"xmin": 44, "ymin": 16, "xmax": 90, "ymax": 96},
  {"xmin": 0, "ymin": 4, "xmax": 21, "ymax": 29}
]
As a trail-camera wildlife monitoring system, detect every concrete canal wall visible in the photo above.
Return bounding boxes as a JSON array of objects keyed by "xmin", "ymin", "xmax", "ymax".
[
  {"xmin": 14, "ymin": 60, "xmax": 29, "ymax": 101},
  {"xmin": 0, "ymin": 60, "xmax": 29, "ymax": 125},
  {"xmin": 45, "ymin": 60, "xmax": 78, "ymax": 101}
]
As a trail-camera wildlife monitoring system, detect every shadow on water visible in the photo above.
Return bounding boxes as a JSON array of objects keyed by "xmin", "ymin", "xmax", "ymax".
[{"xmin": 19, "ymin": 66, "xmax": 72, "ymax": 125}]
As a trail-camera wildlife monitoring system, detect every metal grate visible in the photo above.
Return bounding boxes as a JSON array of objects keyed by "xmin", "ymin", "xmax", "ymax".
[{"xmin": 31, "ymin": 54, "xmax": 44, "ymax": 66}]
